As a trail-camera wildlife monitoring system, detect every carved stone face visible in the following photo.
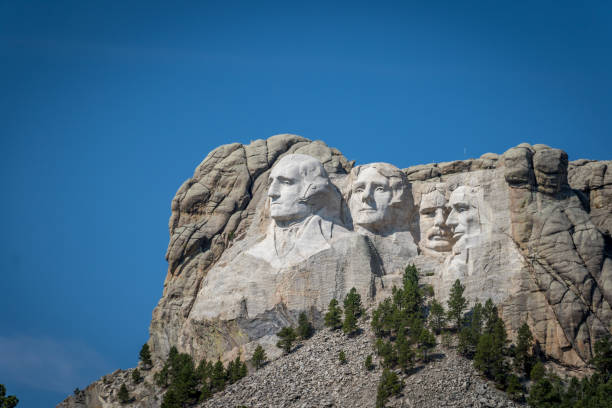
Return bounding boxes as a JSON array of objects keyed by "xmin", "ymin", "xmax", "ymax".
[
  {"xmin": 268, "ymin": 161, "xmax": 311, "ymax": 225},
  {"xmin": 349, "ymin": 167, "xmax": 394, "ymax": 234},
  {"xmin": 419, "ymin": 189, "xmax": 452, "ymax": 252},
  {"xmin": 446, "ymin": 186, "xmax": 480, "ymax": 246}
]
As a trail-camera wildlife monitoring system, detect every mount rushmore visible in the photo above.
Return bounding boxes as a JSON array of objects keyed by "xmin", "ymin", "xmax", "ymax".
[{"xmin": 149, "ymin": 134, "xmax": 612, "ymax": 370}]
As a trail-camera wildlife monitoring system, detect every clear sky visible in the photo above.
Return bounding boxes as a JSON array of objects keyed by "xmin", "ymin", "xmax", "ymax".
[{"xmin": 1, "ymin": 1, "xmax": 610, "ymax": 406}]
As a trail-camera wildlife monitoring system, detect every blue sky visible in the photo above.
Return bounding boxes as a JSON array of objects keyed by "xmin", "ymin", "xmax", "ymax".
[{"xmin": 1, "ymin": 1, "xmax": 610, "ymax": 406}]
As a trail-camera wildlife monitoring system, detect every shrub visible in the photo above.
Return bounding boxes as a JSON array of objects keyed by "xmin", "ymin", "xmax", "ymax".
[
  {"xmin": 376, "ymin": 368, "xmax": 403, "ymax": 408},
  {"xmin": 338, "ymin": 350, "xmax": 347, "ymax": 364},
  {"xmin": 364, "ymin": 354, "xmax": 375, "ymax": 371},
  {"xmin": 324, "ymin": 299, "xmax": 343, "ymax": 330},
  {"xmin": 276, "ymin": 326, "xmax": 297, "ymax": 354},
  {"xmin": 252, "ymin": 344, "xmax": 267, "ymax": 370},
  {"xmin": 118, "ymin": 384, "xmax": 130, "ymax": 404},
  {"xmin": 298, "ymin": 312, "xmax": 314, "ymax": 339}
]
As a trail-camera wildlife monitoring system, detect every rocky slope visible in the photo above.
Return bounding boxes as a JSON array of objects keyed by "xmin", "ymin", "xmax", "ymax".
[{"xmin": 58, "ymin": 135, "xmax": 611, "ymax": 407}]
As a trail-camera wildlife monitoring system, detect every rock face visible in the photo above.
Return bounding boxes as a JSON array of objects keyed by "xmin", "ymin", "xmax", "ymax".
[
  {"xmin": 150, "ymin": 135, "xmax": 611, "ymax": 368},
  {"xmin": 59, "ymin": 135, "xmax": 611, "ymax": 407}
]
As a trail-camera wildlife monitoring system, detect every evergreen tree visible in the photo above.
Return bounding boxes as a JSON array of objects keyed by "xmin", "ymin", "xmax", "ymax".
[
  {"xmin": 252, "ymin": 345, "xmax": 267, "ymax": 370},
  {"xmin": 240, "ymin": 361, "xmax": 248, "ymax": 378},
  {"xmin": 211, "ymin": 358, "xmax": 226, "ymax": 392},
  {"xmin": 324, "ymin": 299, "xmax": 343, "ymax": 330},
  {"xmin": 199, "ymin": 381, "xmax": 212, "ymax": 403},
  {"xmin": 344, "ymin": 287, "xmax": 364, "ymax": 318},
  {"xmin": 0, "ymin": 384, "xmax": 18, "ymax": 408},
  {"xmin": 338, "ymin": 350, "xmax": 347, "ymax": 364},
  {"xmin": 376, "ymin": 368, "xmax": 403, "ymax": 408},
  {"xmin": 592, "ymin": 336, "xmax": 612, "ymax": 380},
  {"xmin": 365, "ymin": 354, "xmax": 375, "ymax": 371},
  {"xmin": 505, "ymin": 374, "xmax": 524, "ymax": 402},
  {"xmin": 131, "ymin": 368, "xmax": 142, "ymax": 384},
  {"xmin": 458, "ymin": 303, "xmax": 484, "ymax": 358},
  {"xmin": 418, "ymin": 328, "xmax": 436, "ymax": 363},
  {"xmin": 342, "ymin": 305, "xmax": 358, "ymax": 335},
  {"xmin": 155, "ymin": 363, "xmax": 170, "ymax": 387},
  {"xmin": 447, "ymin": 279, "xmax": 467, "ymax": 330},
  {"xmin": 139, "ymin": 343, "xmax": 153, "ymax": 369},
  {"xmin": 297, "ymin": 312, "xmax": 314, "ymax": 339},
  {"xmin": 428, "ymin": 299, "xmax": 446, "ymax": 334},
  {"xmin": 513, "ymin": 322, "xmax": 534, "ymax": 376},
  {"xmin": 117, "ymin": 384, "xmax": 130, "ymax": 404},
  {"xmin": 396, "ymin": 330, "xmax": 414, "ymax": 371},
  {"xmin": 376, "ymin": 339, "xmax": 398, "ymax": 368},
  {"xmin": 196, "ymin": 358, "xmax": 212, "ymax": 382},
  {"xmin": 276, "ymin": 326, "xmax": 297, "ymax": 354}
]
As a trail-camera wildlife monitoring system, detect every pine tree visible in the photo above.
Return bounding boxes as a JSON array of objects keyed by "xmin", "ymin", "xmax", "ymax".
[
  {"xmin": 252, "ymin": 344, "xmax": 267, "ymax": 369},
  {"xmin": 211, "ymin": 358, "xmax": 226, "ymax": 392},
  {"xmin": 139, "ymin": 343, "xmax": 153, "ymax": 369},
  {"xmin": 0, "ymin": 384, "xmax": 19, "ymax": 408},
  {"xmin": 276, "ymin": 326, "xmax": 297, "ymax": 354},
  {"xmin": 376, "ymin": 369, "xmax": 403, "ymax": 408},
  {"xmin": 132, "ymin": 368, "xmax": 142, "ymax": 384},
  {"xmin": 344, "ymin": 287, "xmax": 363, "ymax": 318},
  {"xmin": 428, "ymin": 298, "xmax": 446, "ymax": 334},
  {"xmin": 365, "ymin": 354, "xmax": 375, "ymax": 371},
  {"xmin": 343, "ymin": 305, "xmax": 358, "ymax": 335},
  {"xmin": 396, "ymin": 330, "xmax": 414, "ymax": 371},
  {"xmin": 298, "ymin": 312, "xmax": 314, "ymax": 339},
  {"xmin": 338, "ymin": 350, "xmax": 347, "ymax": 364},
  {"xmin": 240, "ymin": 361, "xmax": 247, "ymax": 378},
  {"xmin": 324, "ymin": 299, "xmax": 343, "ymax": 330},
  {"xmin": 591, "ymin": 336, "xmax": 612, "ymax": 380},
  {"xmin": 513, "ymin": 322, "xmax": 534, "ymax": 376},
  {"xmin": 376, "ymin": 339, "xmax": 398, "ymax": 368},
  {"xmin": 118, "ymin": 384, "xmax": 130, "ymax": 404},
  {"xmin": 506, "ymin": 374, "xmax": 524, "ymax": 402},
  {"xmin": 447, "ymin": 279, "xmax": 467, "ymax": 330},
  {"xmin": 418, "ymin": 328, "xmax": 436, "ymax": 363}
]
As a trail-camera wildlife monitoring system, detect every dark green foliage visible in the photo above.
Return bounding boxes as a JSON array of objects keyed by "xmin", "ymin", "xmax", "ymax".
[
  {"xmin": 458, "ymin": 302, "xmax": 484, "ymax": 358},
  {"xmin": 161, "ymin": 351, "xmax": 200, "ymax": 408},
  {"xmin": 118, "ymin": 384, "xmax": 130, "ymax": 404},
  {"xmin": 592, "ymin": 336, "xmax": 612, "ymax": 381},
  {"xmin": 447, "ymin": 279, "xmax": 467, "ymax": 330},
  {"xmin": 513, "ymin": 323, "xmax": 534, "ymax": 376},
  {"xmin": 418, "ymin": 328, "xmax": 436, "ymax": 363},
  {"xmin": 342, "ymin": 305, "xmax": 358, "ymax": 335},
  {"xmin": 155, "ymin": 364, "xmax": 170, "ymax": 387},
  {"xmin": 338, "ymin": 350, "xmax": 347, "ymax": 364},
  {"xmin": 472, "ymin": 300, "xmax": 509, "ymax": 388},
  {"xmin": 324, "ymin": 299, "xmax": 343, "ymax": 330},
  {"xmin": 506, "ymin": 374, "xmax": 524, "ymax": 402},
  {"xmin": 395, "ymin": 331, "xmax": 414, "ymax": 371},
  {"xmin": 132, "ymin": 368, "xmax": 142, "ymax": 384},
  {"xmin": 139, "ymin": 343, "xmax": 153, "ymax": 369},
  {"xmin": 0, "ymin": 384, "xmax": 19, "ymax": 408},
  {"xmin": 276, "ymin": 326, "xmax": 297, "ymax": 354},
  {"xmin": 526, "ymin": 373, "xmax": 562, "ymax": 408},
  {"xmin": 376, "ymin": 338, "xmax": 398, "ymax": 368},
  {"xmin": 344, "ymin": 287, "xmax": 364, "ymax": 318},
  {"xmin": 428, "ymin": 299, "xmax": 446, "ymax": 334},
  {"xmin": 225, "ymin": 355, "xmax": 248, "ymax": 384},
  {"xmin": 297, "ymin": 312, "xmax": 314, "ymax": 339},
  {"xmin": 365, "ymin": 354, "xmax": 375, "ymax": 371},
  {"xmin": 211, "ymin": 359, "xmax": 226, "ymax": 392},
  {"xmin": 376, "ymin": 368, "xmax": 403, "ymax": 408},
  {"xmin": 252, "ymin": 345, "xmax": 267, "ymax": 369}
]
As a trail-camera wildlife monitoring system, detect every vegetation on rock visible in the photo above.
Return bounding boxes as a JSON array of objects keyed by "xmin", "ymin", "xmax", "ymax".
[
  {"xmin": 276, "ymin": 326, "xmax": 297, "ymax": 354},
  {"xmin": 139, "ymin": 343, "xmax": 152, "ymax": 369},
  {"xmin": 252, "ymin": 344, "xmax": 267, "ymax": 370},
  {"xmin": 298, "ymin": 312, "xmax": 314, "ymax": 340},
  {"xmin": 0, "ymin": 384, "xmax": 18, "ymax": 408},
  {"xmin": 324, "ymin": 298, "xmax": 343, "ymax": 330}
]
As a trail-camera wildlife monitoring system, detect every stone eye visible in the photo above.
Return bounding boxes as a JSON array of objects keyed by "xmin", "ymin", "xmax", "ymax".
[{"xmin": 376, "ymin": 187, "xmax": 385, "ymax": 192}]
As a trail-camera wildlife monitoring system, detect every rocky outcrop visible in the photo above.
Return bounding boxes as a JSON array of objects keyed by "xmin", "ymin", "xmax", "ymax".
[{"xmin": 59, "ymin": 135, "xmax": 611, "ymax": 407}]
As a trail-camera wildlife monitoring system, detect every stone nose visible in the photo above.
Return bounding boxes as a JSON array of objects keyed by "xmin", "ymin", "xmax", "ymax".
[
  {"xmin": 446, "ymin": 209, "xmax": 458, "ymax": 227},
  {"xmin": 268, "ymin": 180, "xmax": 280, "ymax": 199},
  {"xmin": 361, "ymin": 185, "xmax": 374, "ymax": 203},
  {"xmin": 433, "ymin": 208, "xmax": 446, "ymax": 226}
]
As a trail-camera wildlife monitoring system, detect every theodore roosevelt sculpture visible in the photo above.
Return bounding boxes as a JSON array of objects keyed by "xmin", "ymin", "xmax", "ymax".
[{"xmin": 418, "ymin": 184, "xmax": 453, "ymax": 258}]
